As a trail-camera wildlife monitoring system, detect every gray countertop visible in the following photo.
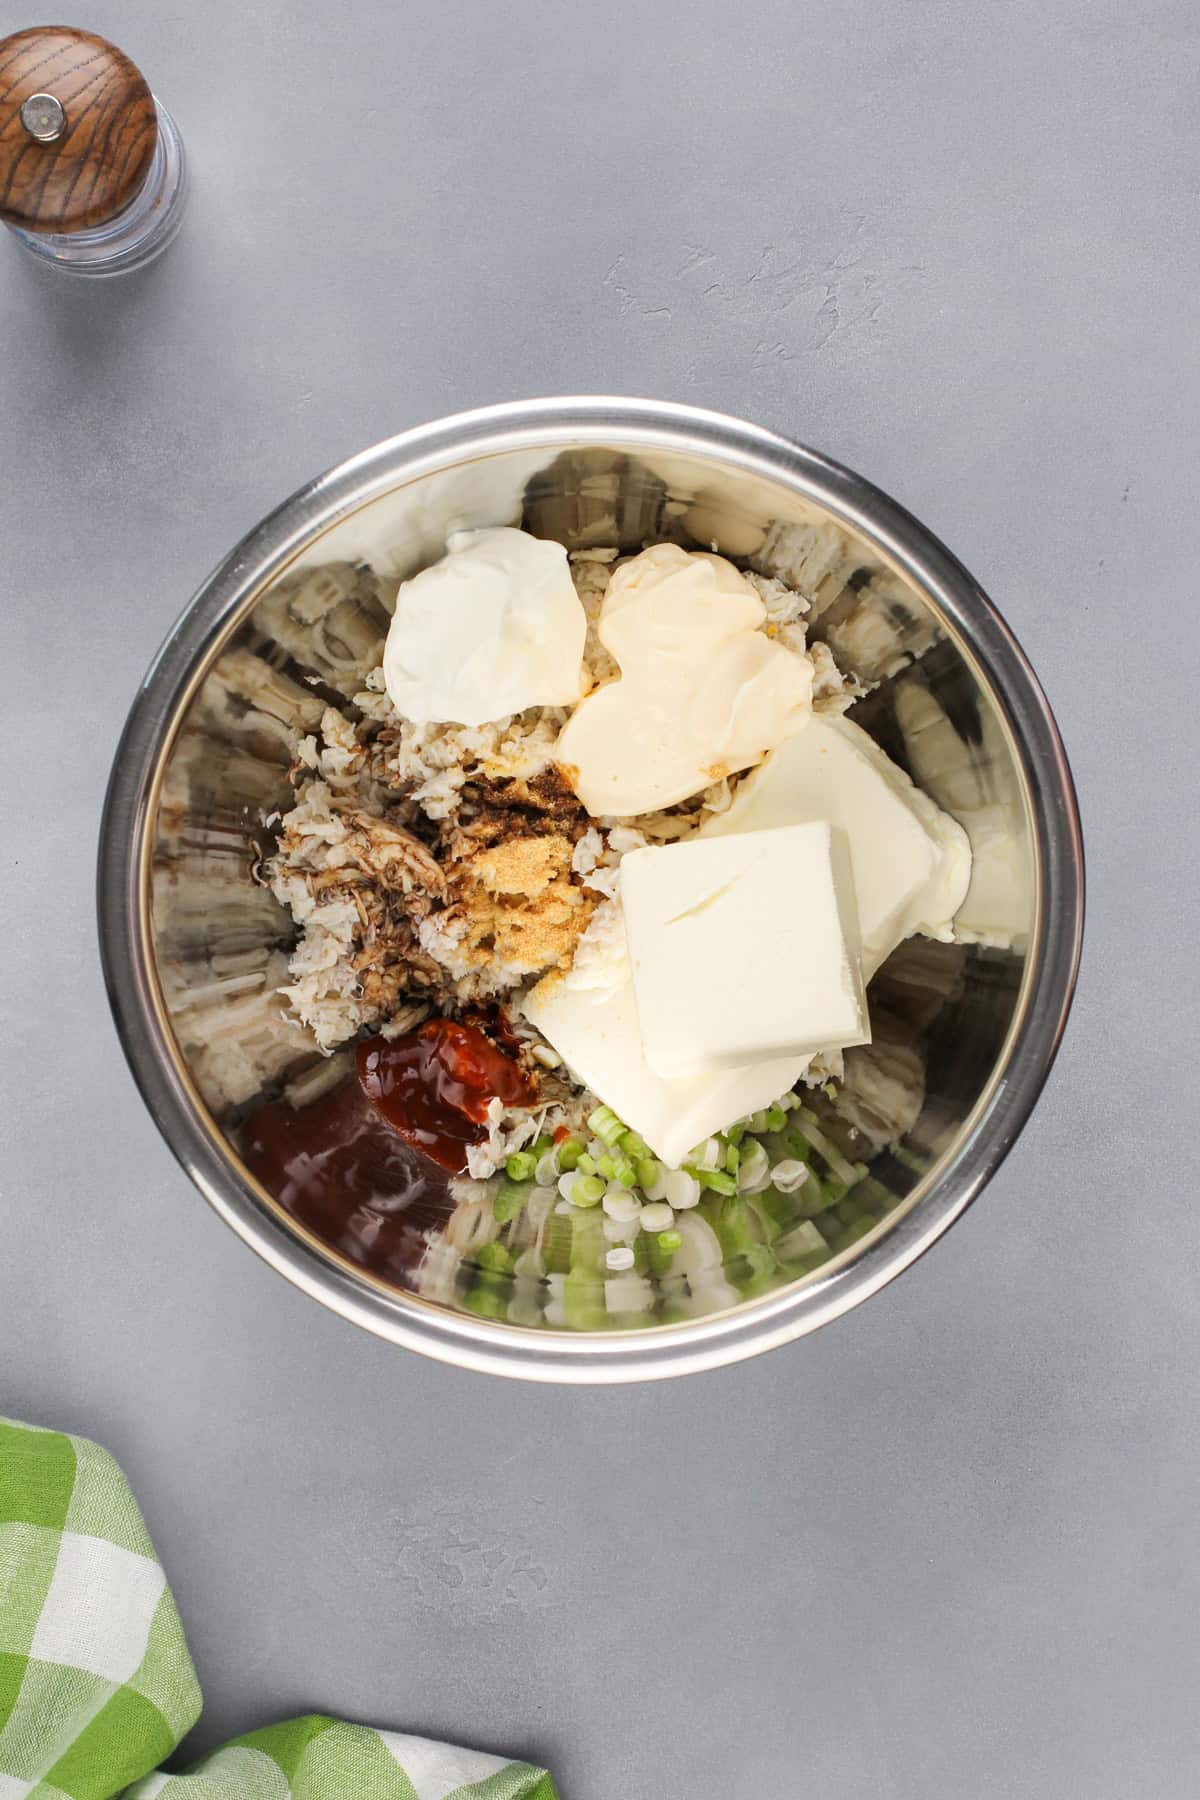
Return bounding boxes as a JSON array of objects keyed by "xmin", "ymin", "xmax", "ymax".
[{"xmin": 2, "ymin": 2, "xmax": 1197, "ymax": 1795}]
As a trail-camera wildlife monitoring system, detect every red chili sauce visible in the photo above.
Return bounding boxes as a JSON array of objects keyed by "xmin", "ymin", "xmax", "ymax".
[
  {"xmin": 358, "ymin": 1018, "xmax": 535, "ymax": 1169},
  {"xmin": 239, "ymin": 1018, "xmax": 535, "ymax": 1285}
]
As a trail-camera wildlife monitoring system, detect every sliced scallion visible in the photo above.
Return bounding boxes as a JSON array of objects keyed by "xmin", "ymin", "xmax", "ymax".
[
  {"xmin": 587, "ymin": 1104, "xmax": 627, "ymax": 1148},
  {"xmin": 698, "ymin": 1168, "xmax": 737, "ymax": 1195}
]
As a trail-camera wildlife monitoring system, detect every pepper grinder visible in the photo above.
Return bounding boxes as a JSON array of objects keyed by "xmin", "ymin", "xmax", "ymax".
[{"xmin": 0, "ymin": 25, "xmax": 186, "ymax": 275}]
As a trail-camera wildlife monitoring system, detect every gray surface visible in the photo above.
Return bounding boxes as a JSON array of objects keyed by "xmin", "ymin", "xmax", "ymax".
[{"xmin": 1, "ymin": 1, "xmax": 1197, "ymax": 1794}]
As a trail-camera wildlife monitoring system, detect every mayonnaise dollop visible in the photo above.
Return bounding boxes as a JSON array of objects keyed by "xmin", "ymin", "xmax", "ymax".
[
  {"xmin": 554, "ymin": 545, "xmax": 812, "ymax": 816},
  {"xmin": 382, "ymin": 527, "xmax": 586, "ymax": 726}
]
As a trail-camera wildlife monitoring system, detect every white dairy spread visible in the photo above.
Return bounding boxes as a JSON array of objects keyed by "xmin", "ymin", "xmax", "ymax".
[
  {"xmin": 620, "ymin": 823, "xmax": 869, "ymax": 1078},
  {"xmin": 523, "ymin": 967, "xmax": 807, "ymax": 1170},
  {"xmin": 554, "ymin": 545, "xmax": 812, "ymax": 816},
  {"xmin": 382, "ymin": 526, "xmax": 586, "ymax": 725},
  {"xmin": 704, "ymin": 713, "xmax": 971, "ymax": 977}
]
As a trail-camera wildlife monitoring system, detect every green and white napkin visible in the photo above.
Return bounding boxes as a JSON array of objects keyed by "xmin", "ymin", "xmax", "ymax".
[{"xmin": 0, "ymin": 1418, "xmax": 558, "ymax": 1800}]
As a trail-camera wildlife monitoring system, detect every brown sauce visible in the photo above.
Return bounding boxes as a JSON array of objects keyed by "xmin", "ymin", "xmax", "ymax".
[
  {"xmin": 358, "ymin": 1018, "xmax": 536, "ymax": 1169},
  {"xmin": 239, "ymin": 1017, "xmax": 535, "ymax": 1285}
]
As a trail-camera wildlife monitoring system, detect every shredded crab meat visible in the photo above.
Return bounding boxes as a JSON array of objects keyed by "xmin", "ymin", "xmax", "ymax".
[{"xmin": 464, "ymin": 1097, "xmax": 586, "ymax": 1181}]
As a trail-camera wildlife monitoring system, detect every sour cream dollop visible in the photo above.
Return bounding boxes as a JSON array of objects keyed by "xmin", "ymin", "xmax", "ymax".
[{"xmin": 382, "ymin": 527, "xmax": 586, "ymax": 726}]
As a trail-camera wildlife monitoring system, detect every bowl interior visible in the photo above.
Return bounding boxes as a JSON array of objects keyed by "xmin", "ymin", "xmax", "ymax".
[{"xmin": 143, "ymin": 430, "xmax": 1041, "ymax": 1352}]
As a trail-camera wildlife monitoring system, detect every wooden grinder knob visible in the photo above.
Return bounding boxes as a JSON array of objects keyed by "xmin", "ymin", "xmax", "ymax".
[{"xmin": 0, "ymin": 26, "xmax": 158, "ymax": 234}]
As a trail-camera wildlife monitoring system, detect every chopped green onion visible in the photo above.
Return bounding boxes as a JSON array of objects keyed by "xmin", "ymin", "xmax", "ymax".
[
  {"xmin": 726, "ymin": 1123, "xmax": 746, "ymax": 1146},
  {"xmin": 698, "ymin": 1168, "xmax": 737, "ymax": 1195},
  {"xmin": 685, "ymin": 1136, "xmax": 723, "ymax": 1170},
  {"xmin": 619, "ymin": 1129, "xmax": 649, "ymax": 1159},
  {"xmin": 724, "ymin": 1143, "xmax": 740, "ymax": 1174},
  {"xmin": 556, "ymin": 1136, "xmax": 584, "ymax": 1170},
  {"xmin": 770, "ymin": 1159, "xmax": 810, "ymax": 1194},
  {"xmin": 611, "ymin": 1155, "xmax": 637, "ymax": 1188},
  {"xmin": 572, "ymin": 1174, "xmax": 605, "ymax": 1207},
  {"xmin": 531, "ymin": 1133, "xmax": 556, "ymax": 1156},
  {"xmin": 664, "ymin": 1168, "xmax": 701, "ymax": 1211},
  {"xmin": 657, "ymin": 1228, "xmax": 682, "ymax": 1252},
  {"xmin": 505, "ymin": 1150, "xmax": 537, "ymax": 1182},
  {"xmin": 474, "ymin": 1241, "xmax": 512, "ymax": 1273},
  {"xmin": 640, "ymin": 1201, "xmax": 674, "ymax": 1232},
  {"xmin": 577, "ymin": 1153, "xmax": 598, "ymax": 1176},
  {"xmin": 587, "ymin": 1104, "xmax": 627, "ymax": 1148},
  {"xmin": 821, "ymin": 1081, "xmax": 838, "ymax": 1102},
  {"xmin": 597, "ymin": 1153, "xmax": 617, "ymax": 1180},
  {"xmin": 602, "ymin": 1185, "xmax": 641, "ymax": 1223},
  {"xmin": 637, "ymin": 1157, "xmax": 661, "ymax": 1194},
  {"xmin": 764, "ymin": 1103, "xmax": 787, "ymax": 1131},
  {"xmin": 493, "ymin": 1179, "xmax": 531, "ymax": 1224},
  {"xmin": 645, "ymin": 1230, "xmax": 676, "ymax": 1277},
  {"xmin": 736, "ymin": 1140, "xmax": 770, "ymax": 1194}
]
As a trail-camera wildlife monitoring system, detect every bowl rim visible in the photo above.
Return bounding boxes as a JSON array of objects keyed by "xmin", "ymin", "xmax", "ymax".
[{"xmin": 97, "ymin": 396, "xmax": 1084, "ymax": 1382}]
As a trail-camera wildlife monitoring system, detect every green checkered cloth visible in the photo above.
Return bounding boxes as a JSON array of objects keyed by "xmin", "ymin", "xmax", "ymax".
[{"xmin": 0, "ymin": 1420, "xmax": 557, "ymax": 1800}]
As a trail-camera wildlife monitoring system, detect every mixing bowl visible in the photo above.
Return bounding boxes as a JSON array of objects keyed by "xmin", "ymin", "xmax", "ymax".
[{"xmin": 98, "ymin": 398, "xmax": 1083, "ymax": 1381}]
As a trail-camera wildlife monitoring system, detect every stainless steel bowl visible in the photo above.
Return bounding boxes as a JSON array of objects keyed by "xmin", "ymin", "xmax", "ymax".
[{"xmin": 98, "ymin": 398, "xmax": 1083, "ymax": 1381}]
